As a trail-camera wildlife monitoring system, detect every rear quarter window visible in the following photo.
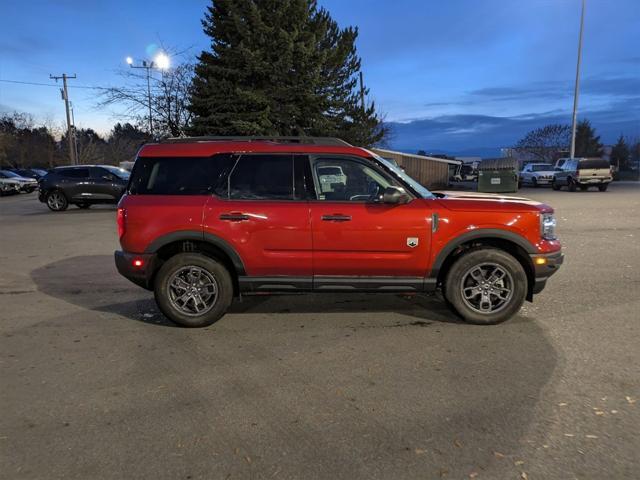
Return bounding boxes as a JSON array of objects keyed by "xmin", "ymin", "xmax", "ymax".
[{"xmin": 128, "ymin": 155, "xmax": 236, "ymax": 195}]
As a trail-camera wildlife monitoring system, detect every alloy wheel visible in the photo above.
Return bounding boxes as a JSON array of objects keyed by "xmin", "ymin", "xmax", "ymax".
[
  {"xmin": 459, "ymin": 262, "xmax": 514, "ymax": 314},
  {"xmin": 167, "ymin": 266, "xmax": 219, "ymax": 316}
]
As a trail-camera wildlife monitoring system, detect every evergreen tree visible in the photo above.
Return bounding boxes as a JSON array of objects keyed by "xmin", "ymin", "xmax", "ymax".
[
  {"xmin": 574, "ymin": 119, "xmax": 603, "ymax": 157},
  {"xmin": 610, "ymin": 135, "xmax": 630, "ymax": 170},
  {"xmin": 188, "ymin": 0, "xmax": 387, "ymax": 146}
]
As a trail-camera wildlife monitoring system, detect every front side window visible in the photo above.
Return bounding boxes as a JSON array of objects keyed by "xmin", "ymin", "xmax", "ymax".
[
  {"xmin": 311, "ymin": 157, "xmax": 397, "ymax": 202},
  {"xmin": 226, "ymin": 154, "xmax": 294, "ymax": 200}
]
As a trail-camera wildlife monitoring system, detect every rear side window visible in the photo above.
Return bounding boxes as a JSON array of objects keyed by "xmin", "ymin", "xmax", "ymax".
[
  {"xmin": 57, "ymin": 168, "xmax": 90, "ymax": 178},
  {"xmin": 226, "ymin": 154, "xmax": 294, "ymax": 200},
  {"xmin": 578, "ymin": 159, "xmax": 610, "ymax": 170},
  {"xmin": 129, "ymin": 155, "xmax": 236, "ymax": 195}
]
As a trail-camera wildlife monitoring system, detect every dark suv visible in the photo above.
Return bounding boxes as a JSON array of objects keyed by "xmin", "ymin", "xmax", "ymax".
[
  {"xmin": 39, "ymin": 165, "xmax": 130, "ymax": 211},
  {"xmin": 115, "ymin": 137, "xmax": 563, "ymax": 328}
]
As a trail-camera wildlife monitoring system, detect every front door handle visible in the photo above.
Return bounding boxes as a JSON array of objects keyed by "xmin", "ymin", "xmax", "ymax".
[
  {"xmin": 321, "ymin": 214, "xmax": 352, "ymax": 222},
  {"xmin": 219, "ymin": 212, "xmax": 250, "ymax": 222}
]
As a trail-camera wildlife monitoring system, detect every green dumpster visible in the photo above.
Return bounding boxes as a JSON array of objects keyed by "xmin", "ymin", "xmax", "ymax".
[{"xmin": 477, "ymin": 158, "xmax": 519, "ymax": 193}]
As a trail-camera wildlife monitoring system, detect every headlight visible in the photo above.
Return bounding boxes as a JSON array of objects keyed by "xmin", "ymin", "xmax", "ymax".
[{"xmin": 541, "ymin": 213, "xmax": 557, "ymax": 240}]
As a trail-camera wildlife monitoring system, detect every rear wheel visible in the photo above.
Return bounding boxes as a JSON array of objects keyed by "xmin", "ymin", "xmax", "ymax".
[
  {"xmin": 598, "ymin": 183, "xmax": 608, "ymax": 192},
  {"xmin": 551, "ymin": 179, "xmax": 560, "ymax": 190},
  {"xmin": 531, "ymin": 177, "xmax": 538, "ymax": 188},
  {"xmin": 46, "ymin": 190, "xmax": 68, "ymax": 211},
  {"xmin": 444, "ymin": 248, "xmax": 527, "ymax": 325},
  {"xmin": 579, "ymin": 185, "xmax": 588, "ymax": 191},
  {"xmin": 568, "ymin": 179, "xmax": 577, "ymax": 192},
  {"xmin": 154, "ymin": 253, "xmax": 233, "ymax": 327}
]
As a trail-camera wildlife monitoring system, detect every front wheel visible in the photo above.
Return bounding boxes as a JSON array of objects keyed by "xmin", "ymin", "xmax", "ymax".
[
  {"xmin": 444, "ymin": 248, "xmax": 527, "ymax": 325},
  {"xmin": 551, "ymin": 179, "xmax": 560, "ymax": 190},
  {"xmin": 598, "ymin": 183, "xmax": 608, "ymax": 192},
  {"xmin": 531, "ymin": 177, "xmax": 538, "ymax": 188},
  {"xmin": 154, "ymin": 253, "xmax": 234, "ymax": 327},
  {"xmin": 46, "ymin": 190, "xmax": 68, "ymax": 211}
]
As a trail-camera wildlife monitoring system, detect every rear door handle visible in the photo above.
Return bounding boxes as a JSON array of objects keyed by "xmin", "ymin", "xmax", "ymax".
[
  {"xmin": 321, "ymin": 214, "xmax": 352, "ymax": 222},
  {"xmin": 219, "ymin": 213, "xmax": 250, "ymax": 222}
]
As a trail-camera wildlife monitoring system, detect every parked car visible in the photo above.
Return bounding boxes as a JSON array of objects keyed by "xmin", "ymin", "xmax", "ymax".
[
  {"xmin": 0, "ymin": 176, "xmax": 21, "ymax": 196},
  {"xmin": 0, "ymin": 170, "xmax": 38, "ymax": 192},
  {"xmin": 38, "ymin": 165, "xmax": 130, "ymax": 211},
  {"xmin": 114, "ymin": 136, "xmax": 563, "ymax": 328},
  {"xmin": 519, "ymin": 163, "xmax": 556, "ymax": 188},
  {"xmin": 11, "ymin": 168, "xmax": 48, "ymax": 180},
  {"xmin": 552, "ymin": 158, "xmax": 612, "ymax": 191}
]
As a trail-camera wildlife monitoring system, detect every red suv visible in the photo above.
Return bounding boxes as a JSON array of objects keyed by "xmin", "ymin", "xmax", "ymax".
[{"xmin": 115, "ymin": 137, "xmax": 563, "ymax": 327}]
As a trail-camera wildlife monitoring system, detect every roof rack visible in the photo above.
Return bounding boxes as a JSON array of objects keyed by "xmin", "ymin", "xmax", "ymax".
[{"xmin": 160, "ymin": 136, "xmax": 352, "ymax": 147}]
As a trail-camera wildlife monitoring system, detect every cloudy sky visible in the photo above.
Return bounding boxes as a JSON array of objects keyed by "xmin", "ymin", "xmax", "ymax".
[{"xmin": 1, "ymin": 0, "xmax": 638, "ymax": 156}]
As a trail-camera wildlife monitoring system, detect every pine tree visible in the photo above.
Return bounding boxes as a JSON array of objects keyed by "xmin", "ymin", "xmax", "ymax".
[
  {"xmin": 188, "ymin": 0, "xmax": 387, "ymax": 146},
  {"xmin": 610, "ymin": 134, "xmax": 630, "ymax": 170},
  {"xmin": 574, "ymin": 119, "xmax": 603, "ymax": 157}
]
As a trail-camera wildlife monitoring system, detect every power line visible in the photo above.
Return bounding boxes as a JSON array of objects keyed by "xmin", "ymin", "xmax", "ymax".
[{"xmin": 0, "ymin": 78, "xmax": 108, "ymax": 90}]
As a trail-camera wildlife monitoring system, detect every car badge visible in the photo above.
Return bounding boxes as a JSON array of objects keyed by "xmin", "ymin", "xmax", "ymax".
[{"xmin": 407, "ymin": 237, "xmax": 419, "ymax": 248}]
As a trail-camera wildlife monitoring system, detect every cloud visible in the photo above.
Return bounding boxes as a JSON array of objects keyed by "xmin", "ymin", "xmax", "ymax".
[{"xmin": 385, "ymin": 101, "xmax": 640, "ymax": 156}]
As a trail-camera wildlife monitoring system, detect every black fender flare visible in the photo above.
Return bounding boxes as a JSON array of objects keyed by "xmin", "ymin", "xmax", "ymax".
[
  {"xmin": 429, "ymin": 228, "xmax": 537, "ymax": 279},
  {"xmin": 144, "ymin": 230, "xmax": 246, "ymax": 275}
]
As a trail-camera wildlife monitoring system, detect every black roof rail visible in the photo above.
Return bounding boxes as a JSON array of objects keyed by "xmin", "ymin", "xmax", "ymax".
[{"xmin": 159, "ymin": 136, "xmax": 352, "ymax": 147}]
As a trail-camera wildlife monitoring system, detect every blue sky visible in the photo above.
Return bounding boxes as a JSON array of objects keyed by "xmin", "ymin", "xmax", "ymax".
[{"xmin": 1, "ymin": 0, "xmax": 638, "ymax": 155}]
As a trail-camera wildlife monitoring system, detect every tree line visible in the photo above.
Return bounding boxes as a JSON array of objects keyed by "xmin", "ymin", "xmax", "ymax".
[{"xmin": 513, "ymin": 119, "xmax": 639, "ymax": 170}]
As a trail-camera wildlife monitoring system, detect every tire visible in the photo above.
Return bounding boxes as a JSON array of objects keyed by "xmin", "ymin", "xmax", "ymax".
[
  {"xmin": 579, "ymin": 185, "xmax": 588, "ymax": 191},
  {"xmin": 444, "ymin": 248, "xmax": 527, "ymax": 325},
  {"xmin": 598, "ymin": 183, "xmax": 608, "ymax": 192},
  {"xmin": 46, "ymin": 190, "xmax": 69, "ymax": 211},
  {"xmin": 568, "ymin": 179, "xmax": 577, "ymax": 192},
  {"xmin": 551, "ymin": 179, "xmax": 560, "ymax": 191},
  {"xmin": 531, "ymin": 177, "xmax": 538, "ymax": 188},
  {"xmin": 76, "ymin": 203, "xmax": 91, "ymax": 209},
  {"xmin": 154, "ymin": 253, "xmax": 234, "ymax": 327}
]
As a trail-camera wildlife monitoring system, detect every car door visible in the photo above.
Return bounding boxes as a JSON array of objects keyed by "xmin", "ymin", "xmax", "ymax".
[
  {"xmin": 202, "ymin": 154, "xmax": 313, "ymax": 287},
  {"xmin": 59, "ymin": 167, "xmax": 91, "ymax": 201},
  {"xmin": 307, "ymin": 155, "xmax": 432, "ymax": 290},
  {"xmin": 89, "ymin": 167, "xmax": 122, "ymax": 200}
]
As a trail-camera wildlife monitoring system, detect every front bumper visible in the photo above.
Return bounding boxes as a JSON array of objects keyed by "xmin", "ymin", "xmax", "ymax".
[
  {"xmin": 531, "ymin": 250, "xmax": 564, "ymax": 294},
  {"xmin": 114, "ymin": 251, "xmax": 157, "ymax": 290}
]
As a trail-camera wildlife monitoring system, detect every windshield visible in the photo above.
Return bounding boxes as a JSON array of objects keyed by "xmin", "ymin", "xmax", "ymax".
[
  {"xmin": 369, "ymin": 152, "xmax": 434, "ymax": 199},
  {"xmin": 531, "ymin": 164, "xmax": 554, "ymax": 172},
  {"xmin": 103, "ymin": 166, "xmax": 130, "ymax": 179},
  {"xmin": 0, "ymin": 170, "xmax": 20, "ymax": 178}
]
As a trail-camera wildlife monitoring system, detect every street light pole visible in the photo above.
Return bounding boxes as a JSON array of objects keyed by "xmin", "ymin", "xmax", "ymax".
[
  {"xmin": 126, "ymin": 54, "xmax": 170, "ymax": 137},
  {"xmin": 570, "ymin": 0, "xmax": 586, "ymax": 159}
]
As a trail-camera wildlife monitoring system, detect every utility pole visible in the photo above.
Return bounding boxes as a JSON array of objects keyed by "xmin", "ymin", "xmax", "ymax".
[
  {"xmin": 50, "ymin": 73, "xmax": 77, "ymax": 165},
  {"xmin": 126, "ymin": 54, "xmax": 170, "ymax": 137},
  {"xmin": 359, "ymin": 71, "xmax": 366, "ymax": 113},
  {"xmin": 570, "ymin": 0, "xmax": 585, "ymax": 159}
]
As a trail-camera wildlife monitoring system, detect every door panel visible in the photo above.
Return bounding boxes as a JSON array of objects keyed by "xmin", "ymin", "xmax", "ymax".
[
  {"xmin": 203, "ymin": 199, "xmax": 312, "ymax": 276},
  {"xmin": 311, "ymin": 199, "xmax": 432, "ymax": 277}
]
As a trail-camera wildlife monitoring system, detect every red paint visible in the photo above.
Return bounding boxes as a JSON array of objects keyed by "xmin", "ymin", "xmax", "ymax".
[{"xmin": 118, "ymin": 141, "xmax": 562, "ymax": 279}]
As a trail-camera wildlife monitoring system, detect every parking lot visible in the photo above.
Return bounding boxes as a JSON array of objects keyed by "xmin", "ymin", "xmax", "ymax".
[{"xmin": 2, "ymin": 183, "xmax": 639, "ymax": 479}]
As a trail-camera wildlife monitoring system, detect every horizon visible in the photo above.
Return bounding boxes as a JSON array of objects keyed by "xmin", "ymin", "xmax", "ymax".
[{"xmin": 1, "ymin": 0, "xmax": 638, "ymax": 156}]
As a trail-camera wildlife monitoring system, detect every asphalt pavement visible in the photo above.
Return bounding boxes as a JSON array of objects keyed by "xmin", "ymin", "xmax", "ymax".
[{"xmin": 1, "ymin": 183, "xmax": 639, "ymax": 479}]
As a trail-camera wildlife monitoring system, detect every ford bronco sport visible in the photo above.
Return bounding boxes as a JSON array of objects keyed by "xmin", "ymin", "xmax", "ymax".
[{"xmin": 115, "ymin": 137, "xmax": 563, "ymax": 327}]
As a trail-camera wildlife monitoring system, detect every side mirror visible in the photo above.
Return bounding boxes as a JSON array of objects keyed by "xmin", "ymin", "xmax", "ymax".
[{"xmin": 382, "ymin": 186, "xmax": 410, "ymax": 205}]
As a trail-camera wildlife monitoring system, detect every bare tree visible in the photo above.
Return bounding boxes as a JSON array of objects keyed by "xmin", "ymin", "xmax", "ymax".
[
  {"xmin": 98, "ymin": 56, "xmax": 194, "ymax": 137},
  {"xmin": 515, "ymin": 124, "xmax": 571, "ymax": 162}
]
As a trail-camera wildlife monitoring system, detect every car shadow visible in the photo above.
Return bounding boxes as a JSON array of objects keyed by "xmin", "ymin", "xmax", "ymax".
[{"xmin": 31, "ymin": 254, "xmax": 466, "ymax": 327}]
